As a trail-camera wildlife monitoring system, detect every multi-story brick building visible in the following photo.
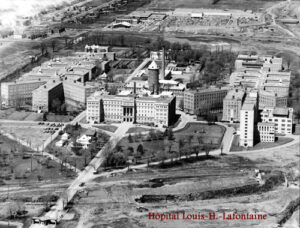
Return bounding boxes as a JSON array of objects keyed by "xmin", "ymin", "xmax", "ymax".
[
  {"xmin": 257, "ymin": 122, "xmax": 275, "ymax": 143},
  {"xmin": 222, "ymin": 89, "xmax": 246, "ymax": 122},
  {"xmin": 258, "ymin": 90, "xmax": 287, "ymax": 109},
  {"xmin": 86, "ymin": 92, "xmax": 176, "ymax": 126},
  {"xmin": 32, "ymin": 80, "xmax": 64, "ymax": 112},
  {"xmin": 1, "ymin": 80, "xmax": 46, "ymax": 107},
  {"xmin": 184, "ymin": 87, "xmax": 228, "ymax": 114},
  {"xmin": 260, "ymin": 107, "xmax": 293, "ymax": 135},
  {"xmin": 240, "ymin": 103, "xmax": 255, "ymax": 147}
]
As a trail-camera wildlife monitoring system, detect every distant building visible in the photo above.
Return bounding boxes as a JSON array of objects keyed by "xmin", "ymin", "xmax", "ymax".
[
  {"xmin": 260, "ymin": 107, "xmax": 293, "ymax": 135},
  {"xmin": 257, "ymin": 122, "xmax": 275, "ymax": 143},
  {"xmin": 63, "ymin": 78, "xmax": 98, "ymax": 107},
  {"xmin": 115, "ymin": 16, "xmax": 139, "ymax": 24},
  {"xmin": 184, "ymin": 87, "xmax": 228, "ymax": 114},
  {"xmin": 1, "ymin": 80, "xmax": 46, "ymax": 107},
  {"xmin": 222, "ymin": 89, "xmax": 246, "ymax": 122}
]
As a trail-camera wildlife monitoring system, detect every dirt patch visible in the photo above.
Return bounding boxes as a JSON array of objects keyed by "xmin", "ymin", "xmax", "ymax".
[{"xmin": 135, "ymin": 170, "xmax": 285, "ymax": 203}]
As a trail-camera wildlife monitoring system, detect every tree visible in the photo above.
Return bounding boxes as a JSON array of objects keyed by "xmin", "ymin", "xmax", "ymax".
[
  {"xmin": 167, "ymin": 127, "xmax": 174, "ymax": 140},
  {"xmin": 203, "ymin": 145, "xmax": 210, "ymax": 158},
  {"xmin": 128, "ymin": 134, "xmax": 133, "ymax": 143},
  {"xmin": 127, "ymin": 146, "xmax": 134, "ymax": 155},
  {"xmin": 40, "ymin": 42, "xmax": 47, "ymax": 56},
  {"xmin": 192, "ymin": 145, "xmax": 200, "ymax": 158},
  {"xmin": 137, "ymin": 144, "xmax": 144, "ymax": 156},
  {"xmin": 178, "ymin": 138, "xmax": 185, "ymax": 160},
  {"xmin": 220, "ymin": 143, "xmax": 224, "ymax": 155},
  {"xmin": 51, "ymin": 40, "xmax": 57, "ymax": 52}
]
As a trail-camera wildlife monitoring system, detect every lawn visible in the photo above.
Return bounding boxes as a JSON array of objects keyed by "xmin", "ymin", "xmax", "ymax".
[
  {"xmin": 0, "ymin": 108, "xmax": 42, "ymax": 121},
  {"xmin": 113, "ymin": 123, "xmax": 225, "ymax": 166},
  {"xmin": 126, "ymin": 127, "xmax": 151, "ymax": 134},
  {"xmin": 230, "ymin": 135, "xmax": 294, "ymax": 152},
  {"xmin": 175, "ymin": 122, "xmax": 226, "ymax": 145},
  {"xmin": 0, "ymin": 122, "xmax": 57, "ymax": 149},
  {"xmin": 45, "ymin": 113, "xmax": 73, "ymax": 122},
  {"xmin": 94, "ymin": 125, "xmax": 118, "ymax": 133}
]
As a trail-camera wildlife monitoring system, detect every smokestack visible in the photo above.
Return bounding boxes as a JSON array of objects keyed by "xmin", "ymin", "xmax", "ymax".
[
  {"xmin": 134, "ymin": 82, "xmax": 136, "ymax": 95},
  {"xmin": 162, "ymin": 48, "xmax": 165, "ymax": 80}
]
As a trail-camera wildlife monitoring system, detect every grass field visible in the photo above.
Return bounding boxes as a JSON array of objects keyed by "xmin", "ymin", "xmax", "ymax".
[
  {"xmin": 116, "ymin": 123, "xmax": 225, "ymax": 165},
  {"xmin": 94, "ymin": 125, "xmax": 118, "ymax": 133},
  {"xmin": 0, "ymin": 122, "xmax": 55, "ymax": 149},
  {"xmin": 0, "ymin": 108, "xmax": 42, "ymax": 121},
  {"xmin": 126, "ymin": 127, "xmax": 151, "ymax": 134}
]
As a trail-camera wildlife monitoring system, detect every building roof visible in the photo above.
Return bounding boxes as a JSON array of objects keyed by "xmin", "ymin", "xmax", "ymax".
[
  {"xmin": 225, "ymin": 89, "xmax": 245, "ymax": 100},
  {"xmin": 258, "ymin": 122, "xmax": 275, "ymax": 127},
  {"xmin": 273, "ymin": 107, "xmax": 289, "ymax": 116},
  {"xmin": 242, "ymin": 103, "xmax": 255, "ymax": 111},
  {"xmin": 33, "ymin": 80, "xmax": 62, "ymax": 93}
]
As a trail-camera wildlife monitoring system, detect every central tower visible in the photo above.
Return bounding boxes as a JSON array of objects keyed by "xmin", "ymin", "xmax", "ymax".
[{"xmin": 148, "ymin": 61, "xmax": 160, "ymax": 94}]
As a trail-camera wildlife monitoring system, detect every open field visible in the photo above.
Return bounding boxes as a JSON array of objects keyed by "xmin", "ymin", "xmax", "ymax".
[
  {"xmin": 0, "ymin": 109, "xmax": 42, "ymax": 121},
  {"xmin": 0, "ymin": 134, "xmax": 75, "ymax": 185},
  {"xmin": 58, "ymin": 147, "xmax": 300, "ymax": 228},
  {"xmin": 0, "ymin": 122, "xmax": 59, "ymax": 149},
  {"xmin": 146, "ymin": 0, "xmax": 281, "ymax": 11}
]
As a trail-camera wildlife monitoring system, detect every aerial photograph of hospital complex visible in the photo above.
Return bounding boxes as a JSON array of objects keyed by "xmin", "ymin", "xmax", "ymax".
[{"xmin": 0, "ymin": 0, "xmax": 299, "ymax": 227}]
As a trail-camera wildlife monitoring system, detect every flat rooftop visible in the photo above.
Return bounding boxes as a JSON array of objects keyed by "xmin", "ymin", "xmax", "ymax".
[{"xmin": 225, "ymin": 89, "xmax": 245, "ymax": 100}]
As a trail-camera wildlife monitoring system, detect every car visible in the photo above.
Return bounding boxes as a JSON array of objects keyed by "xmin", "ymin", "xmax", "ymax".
[{"xmin": 79, "ymin": 182, "xmax": 85, "ymax": 187}]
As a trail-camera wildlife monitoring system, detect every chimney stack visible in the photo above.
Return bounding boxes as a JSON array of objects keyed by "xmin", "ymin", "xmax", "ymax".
[
  {"xmin": 134, "ymin": 82, "xmax": 136, "ymax": 95},
  {"xmin": 161, "ymin": 48, "xmax": 165, "ymax": 80}
]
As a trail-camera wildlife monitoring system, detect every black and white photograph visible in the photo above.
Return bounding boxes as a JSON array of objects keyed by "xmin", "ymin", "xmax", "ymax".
[{"xmin": 0, "ymin": 0, "xmax": 299, "ymax": 227}]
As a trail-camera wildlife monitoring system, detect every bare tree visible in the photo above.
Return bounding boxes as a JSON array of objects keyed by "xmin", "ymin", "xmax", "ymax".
[{"xmin": 51, "ymin": 40, "xmax": 57, "ymax": 52}]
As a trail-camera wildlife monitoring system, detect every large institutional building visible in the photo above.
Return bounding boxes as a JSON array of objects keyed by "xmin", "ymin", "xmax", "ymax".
[
  {"xmin": 1, "ymin": 80, "xmax": 46, "ymax": 107},
  {"xmin": 260, "ymin": 107, "xmax": 293, "ymax": 135},
  {"xmin": 222, "ymin": 89, "xmax": 246, "ymax": 122},
  {"xmin": 184, "ymin": 87, "xmax": 228, "ymax": 114},
  {"xmin": 86, "ymin": 90, "xmax": 176, "ymax": 127},
  {"xmin": 1, "ymin": 46, "xmax": 113, "ymax": 111},
  {"xmin": 227, "ymin": 55, "xmax": 294, "ymax": 147}
]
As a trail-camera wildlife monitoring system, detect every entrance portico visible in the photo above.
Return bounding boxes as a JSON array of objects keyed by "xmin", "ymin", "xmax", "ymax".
[{"xmin": 123, "ymin": 106, "xmax": 134, "ymax": 122}]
